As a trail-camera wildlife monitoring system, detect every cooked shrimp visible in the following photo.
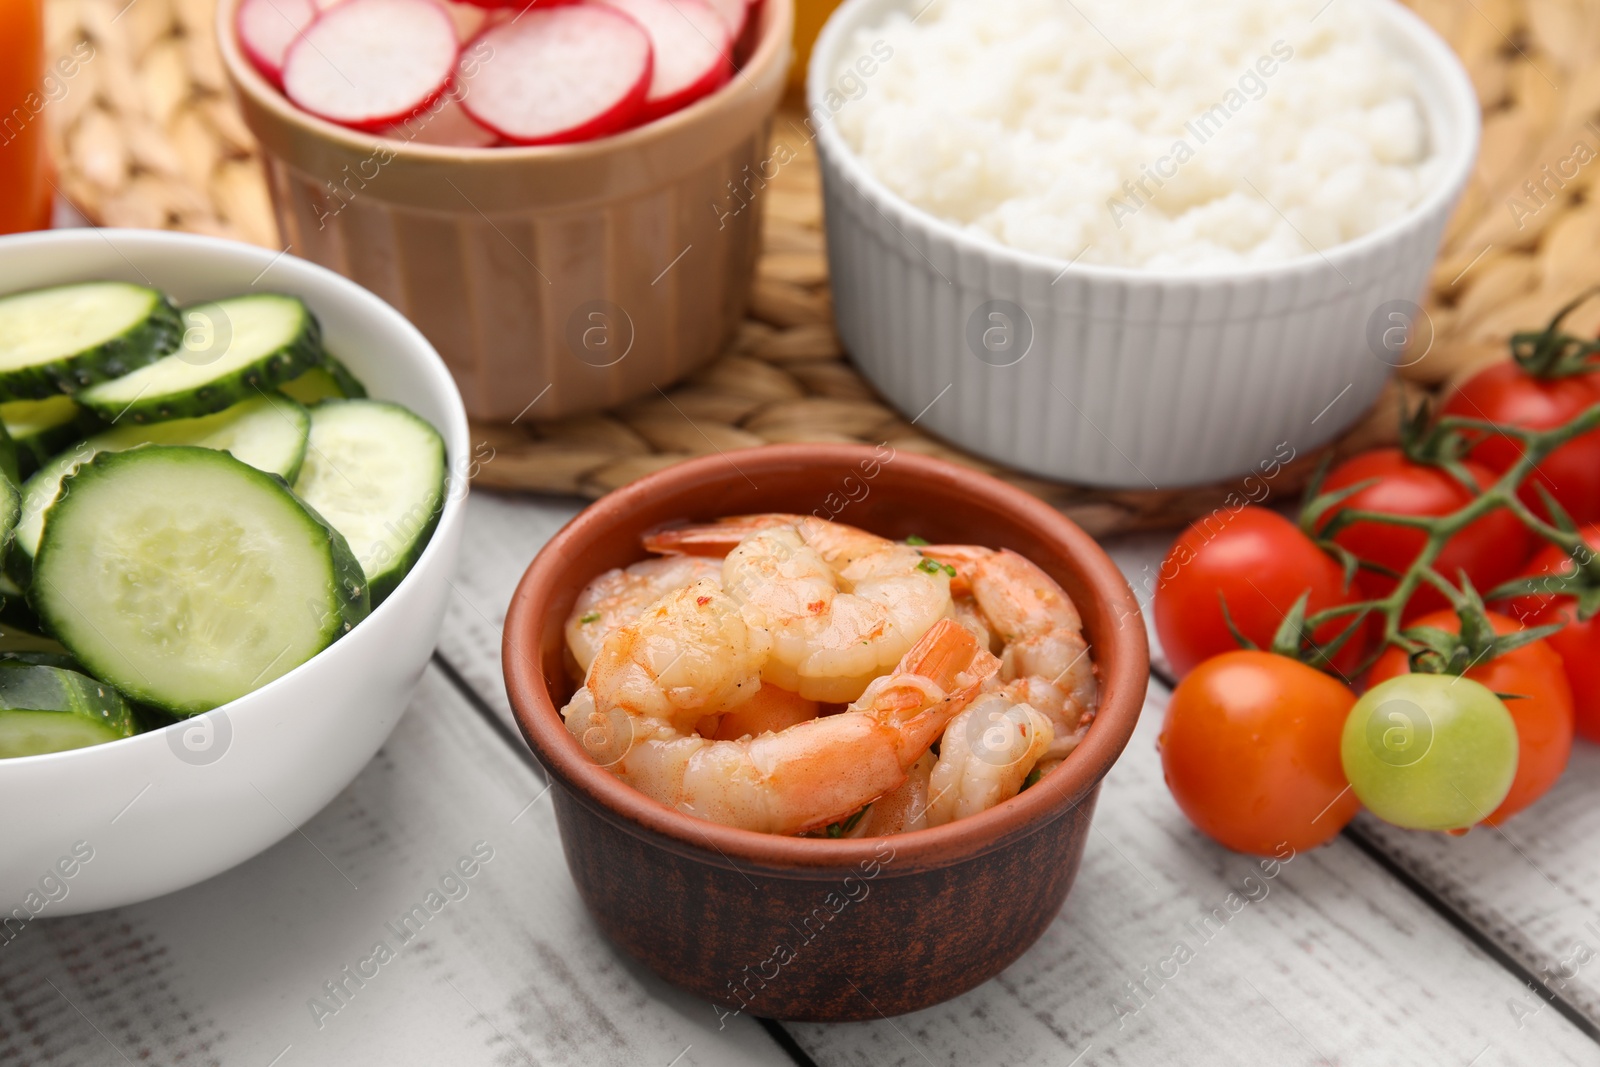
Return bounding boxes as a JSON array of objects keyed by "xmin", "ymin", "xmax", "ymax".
[
  {"xmin": 841, "ymin": 752, "xmax": 936, "ymax": 837},
  {"xmin": 565, "ymin": 557, "xmax": 723, "ymax": 675},
  {"xmin": 646, "ymin": 513, "xmax": 889, "ymax": 570},
  {"xmin": 724, "ymin": 525, "xmax": 953, "ymax": 702},
  {"xmin": 925, "ymin": 693, "xmax": 1053, "ymax": 827},
  {"xmin": 923, "ymin": 546, "xmax": 1098, "ymax": 760},
  {"xmin": 705, "ymin": 684, "xmax": 821, "ymax": 741},
  {"xmin": 564, "ymin": 618, "xmax": 999, "ymax": 834},
  {"xmin": 576, "ymin": 580, "xmax": 770, "ymax": 742},
  {"xmin": 950, "ymin": 594, "xmax": 999, "ymax": 654}
]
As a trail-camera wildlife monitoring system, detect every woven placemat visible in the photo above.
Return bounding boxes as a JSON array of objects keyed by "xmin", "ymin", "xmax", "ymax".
[{"xmin": 41, "ymin": 0, "xmax": 1600, "ymax": 535}]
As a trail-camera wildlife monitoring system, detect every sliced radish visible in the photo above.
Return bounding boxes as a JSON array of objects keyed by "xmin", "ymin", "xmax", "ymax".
[
  {"xmin": 236, "ymin": 0, "xmax": 318, "ymax": 86},
  {"xmin": 392, "ymin": 94, "xmax": 500, "ymax": 146},
  {"xmin": 444, "ymin": 0, "xmax": 488, "ymax": 40},
  {"xmin": 593, "ymin": 0, "xmax": 732, "ymax": 122},
  {"xmin": 698, "ymin": 0, "xmax": 745, "ymax": 38},
  {"xmin": 282, "ymin": 0, "xmax": 459, "ymax": 131},
  {"xmin": 452, "ymin": 0, "xmax": 579, "ymax": 10},
  {"xmin": 457, "ymin": 7, "xmax": 651, "ymax": 145}
]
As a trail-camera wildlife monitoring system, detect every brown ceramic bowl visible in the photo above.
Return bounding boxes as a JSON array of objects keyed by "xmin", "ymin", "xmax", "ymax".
[
  {"xmin": 503, "ymin": 445, "xmax": 1148, "ymax": 1021},
  {"xmin": 216, "ymin": 0, "xmax": 792, "ymax": 421}
]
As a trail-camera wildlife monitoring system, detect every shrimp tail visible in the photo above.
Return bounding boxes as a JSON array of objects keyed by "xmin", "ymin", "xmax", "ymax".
[
  {"xmin": 857, "ymin": 618, "xmax": 1001, "ymax": 764},
  {"xmin": 644, "ymin": 514, "xmax": 810, "ymax": 557}
]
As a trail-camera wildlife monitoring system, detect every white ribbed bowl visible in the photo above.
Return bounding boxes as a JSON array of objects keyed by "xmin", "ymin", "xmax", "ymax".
[{"xmin": 809, "ymin": 0, "xmax": 1480, "ymax": 488}]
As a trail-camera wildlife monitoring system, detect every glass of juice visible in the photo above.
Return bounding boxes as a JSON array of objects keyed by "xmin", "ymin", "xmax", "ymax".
[{"xmin": 0, "ymin": 0, "xmax": 52, "ymax": 235}]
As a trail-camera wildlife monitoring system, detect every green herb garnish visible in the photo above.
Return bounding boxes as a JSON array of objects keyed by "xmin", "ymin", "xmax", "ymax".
[
  {"xmin": 1019, "ymin": 767, "xmax": 1043, "ymax": 792},
  {"xmin": 916, "ymin": 558, "xmax": 943, "ymax": 575},
  {"xmin": 906, "ymin": 535, "xmax": 929, "ymax": 546},
  {"xmin": 825, "ymin": 807, "xmax": 869, "ymax": 837},
  {"xmin": 579, "ymin": 611, "xmax": 601, "ymax": 624}
]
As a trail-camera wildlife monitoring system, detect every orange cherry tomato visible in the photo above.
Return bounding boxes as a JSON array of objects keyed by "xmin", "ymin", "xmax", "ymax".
[
  {"xmin": 1367, "ymin": 610, "xmax": 1573, "ymax": 825},
  {"xmin": 1159, "ymin": 650, "xmax": 1360, "ymax": 856}
]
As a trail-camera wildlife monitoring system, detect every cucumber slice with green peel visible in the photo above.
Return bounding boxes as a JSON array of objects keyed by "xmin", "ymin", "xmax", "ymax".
[
  {"xmin": 0, "ymin": 650, "xmax": 81, "ymax": 670},
  {"xmin": 280, "ymin": 354, "xmax": 367, "ymax": 404},
  {"xmin": 0, "ymin": 573, "xmax": 42, "ymax": 635},
  {"xmin": 0, "ymin": 474, "xmax": 19, "ymax": 553},
  {"xmin": 76, "ymin": 293, "xmax": 322, "ymax": 424},
  {"xmin": 0, "ymin": 626, "xmax": 69, "ymax": 655},
  {"xmin": 33, "ymin": 446, "xmax": 369, "ymax": 716},
  {"xmin": 293, "ymin": 400, "xmax": 447, "ymax": 605},
  {"xmin": 0, "ymin": 421, "xmax": 18, "ymax": 487},
  {"xmin": 0, "ymin": 665, "xmax": 137, "ymax": 758},
  {"xmin": 12, "ymin": 393, "xmax": 312, "ymax": 583},
  {"xmin": 3, "ymin": 395, "xmax": 99, "ymax": 478},
  {"xmin": 0, "ymin": 282, "xmax": 181, "ymax": 400}
]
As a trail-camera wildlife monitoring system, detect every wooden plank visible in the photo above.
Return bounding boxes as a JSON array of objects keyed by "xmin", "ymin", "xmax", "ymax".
[
  {"xmin": 0, "ymin": 668, "xmax": 787, "ymax": 1067},
  {"xmin": 783, "ymin": 683, "xmax": 1600, "ymax": 1067},
  {"xmin": 435, "ymin": 490, "xmax": 1600, "ymax": 1064},
  {"xmin": 436, "ymin": 490, "xmax": 582, "ymax": 725}
]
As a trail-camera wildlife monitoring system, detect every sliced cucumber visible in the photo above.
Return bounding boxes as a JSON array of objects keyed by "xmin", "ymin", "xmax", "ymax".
[
  {"xmin": 2, "ymin": 395, "xmax": 99, "ymax": 478},
  {"xmin": 0, "ymin": 572, "xmax": 41, "ymax": 634},
  {"xmin": 76, "ymin": 293, "xmax": 322, "ymax": 424},
  {"xmin": 0, "ymin": 626, "xmax": 70, "ymax": 655},
  {"xmin": 33, "ymin": 446, "xmax": 369, "ymax": 715},
  {"xmin": 0, "ymin": 665, "xmax": 137, "ymax": 758},
  {"xmin": 293, "ymin": 400, "xmax": 447, "ymax": 605},
  {"xmin": 0, "ymin": 421, "xmax": 17, "ymax": 487},
  {"xmin": 12, "ymin": 394, "xmax": 311, "ymax": 583},
  {"xmin": 280, "ymin": 353, "xmax": 367, "ymax": 404},
  {"xmin": 0, "ymin": 650, "xmax": 81, "ymax": 670},
  {"xmin": 0, "ymin": 473, "xmax": 18, "ymax": 555},
  {"xmin": 0, "ymin": 282, "xmax": 181, "ymax": 400}
]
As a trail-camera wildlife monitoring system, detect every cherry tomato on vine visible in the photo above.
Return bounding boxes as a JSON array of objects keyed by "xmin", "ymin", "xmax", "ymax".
[
  {"xmin": 1153, "ymin": 507, "xmax": 1369, "ymax": 678},
  {"xmin": 1159, "ymin": 650, "xmax": 1360, "ymax": 855},
  {"xmin": 1499, "ymin": 526, "xmax": 1600, "ymax": 742},
  {"xmin": 1440, "ymin": 361, "xmax": 1600, "ymax": 525},
  {"xmin": 1342, "ymin": 673, "xmax": 1518, "ymax": 831},
  {"xmin": 1368, "ymin": 610, "xmax": 1573, "ymax": 825},
  {"xmin": 1318, "ymin": 448, "xmax": 1532, "ymax": 620}
]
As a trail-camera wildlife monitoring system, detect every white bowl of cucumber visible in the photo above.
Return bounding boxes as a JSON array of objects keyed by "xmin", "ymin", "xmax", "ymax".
[{"xmin": 0, "ymin": 228, "xmax": 467, "ymax": 916}]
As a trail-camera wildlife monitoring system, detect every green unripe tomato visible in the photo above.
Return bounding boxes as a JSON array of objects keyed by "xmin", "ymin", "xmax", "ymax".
[{"xmin": 1341, "ymin": 674, "xmax": 1518, "ymax": 831}]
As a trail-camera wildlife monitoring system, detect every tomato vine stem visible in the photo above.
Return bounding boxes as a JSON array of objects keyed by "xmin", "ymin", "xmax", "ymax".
[{"xmin": 1296, "ymin": 400, "xmax": 1600, "ymax": 676}]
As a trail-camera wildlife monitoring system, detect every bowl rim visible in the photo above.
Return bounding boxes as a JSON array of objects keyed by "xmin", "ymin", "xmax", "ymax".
[
  {"xmin": 215, "ymin": 0, "xmax": 796, "ymax": 164},
  {"xmin": 805, "ymin": 0, "xmax": 1481, "ymax": 286},
  {"xmin": 0, "ymin": 226, "xmax": 470, "ymax": 768},
  {"xmin": 503, "ymin": 443, "xmax": 1149, "ymax": 875}
]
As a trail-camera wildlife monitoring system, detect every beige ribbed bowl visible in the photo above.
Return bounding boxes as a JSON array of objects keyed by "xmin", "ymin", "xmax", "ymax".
[{"xmin": 216, "ymin": 0, "xmax": 792, "ymax": 420}]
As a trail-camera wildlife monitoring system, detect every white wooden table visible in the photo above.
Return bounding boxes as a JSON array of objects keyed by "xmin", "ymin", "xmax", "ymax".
[{"xmin": 7, "ymin": 489, "xmax": 1600, "ymax": 1067}]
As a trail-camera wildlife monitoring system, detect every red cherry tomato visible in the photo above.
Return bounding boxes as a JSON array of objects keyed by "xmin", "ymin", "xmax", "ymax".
[
  {"xmin": 1440, "ymin": 362, "xmax": 1600, "ymax": 525},
  {"xmin": 1319, "ymin": 449, "xmax": 1532, "ymax": 620},
  {"xmin": 1499, "ymin": 526, "xmax": 1600, "ymax": 742},
  {"xmin": 1153, "ymin": 507, "xmax": 1368, "ymax": 679},
  {"xmin": 1159, "ymin": 650, "xmax": 1361, "ymax": 855},
  {"xmin": 1368, "ymin": 610, "xmax": 1573, "ymax": 825}
]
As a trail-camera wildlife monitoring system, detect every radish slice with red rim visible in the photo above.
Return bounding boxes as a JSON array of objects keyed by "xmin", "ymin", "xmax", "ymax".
[
  {"xmin": 594, "ymin": 0, "xmax": 732, "ymax": 121},
  {"xmin": 282, "ymin": 0, "xmax": 459, "ymax": 131},
  {"xmin": 236, "ymin": 0, "xmax": 318, "ymax": 86},
  {"xmin": 390, "ymin": 93, "xmax": 500, "ymax": 146},
  {"xmin": 457, "ymin": 6, "xmax": 651, "ymax": 145},
  {"xmin": 699, "ymin": 0, "xmax": 745, "ymax": 38}
]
